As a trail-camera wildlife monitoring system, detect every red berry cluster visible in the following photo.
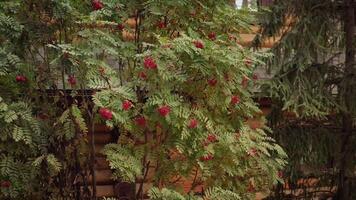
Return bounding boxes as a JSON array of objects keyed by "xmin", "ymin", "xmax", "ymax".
[
  {"xmin": 38, "ymin": 113, "xmax": 49, "ymax": 120},
  {"xmin": 188, "ymin": 118, "xmax": 198, "ymax": 129},
  {"xmin": 92, "ymin": 0, "xmax": 103, "ymax": 10},
  {"xmin": 248, "ymin": 148, "xmax": 259, "ymax": 157},
  {"xmin": 144, "ymin": 57, "xmax": 157, "ymax": 69},
  {"xmin": 252, "ymin": 73, "xmax": 258, "ymax": 81},
  {"xmin": 230, "ymin": 95, "xmax": 240, "ymax": 105},
  {"xmin": 224, "ymin": 73, "xmax": 230, "ymax": 81},
  {"xmin": 244, "ymin": 58, "xmax": 252, "ymax": 66},
  {"xmin": 135, "ymin": 116, "xmax": 146, "ymax": 127},
  {"xmin": 193, "ymin": 40, "xmax": 204, "ymax": 49},
  {"xmin": 208, "ymin": 78, "xmax": 217, "ymax": 87},
  {"xmin": 67, "ymin": 75, "xmax": 76, "ymax": 86},
  {"xmin": 228, "ymin": 34, "xmax": 237, "ymax": 41},
  {"xmin": 241, "ymin": 76, "xmax": 249, "ymax": 88},
  {"xmin": 190, "ymin": 11, "xmax": 197, "ymax": 17},
  {"xmin": 138, "ymin": 71, "xmax": 147, "ymax": 80},
  {"xmin": 247, "ymin": 182, "xmax": 255, "ymax": 192},
  {"xmin": 122, "ymin": 100, "xmax": 133, "ymax": 111},
  {"xmin": 99, "ymin": 67, "xmax": 105, "ymax": 75},
  {"xmin": 117, "ymin": 23, "xmax": 125, "ymax": 31},
  {"xmin": 208, "ymin": 32, "xmax": 216, "ymax": 40},
  {"xmin": 0, "ymin": 180, "xmax": 11, "ymax": 188},
  {"xmin": 277, "ymin": 171, "xmax": 284, "ymax": 178},
  {"xmin": 157, "ymin": 105, "xmax": 171, "ymax": 117},
  {"xmin": 207, "ymin": 134, "xmax": 218, "ymax": 143},
  {"xmin": 156, "ymin": 21, "xmax": 167, "ymax": 29},
  {"xmin": 235, "ymin": 132, "xmax": 241, "ymax": 140},
  {"xmin": 99, "ymin": 108, "xmax": 113, "ymax": 120},
  {"xmin": 16, "ymin": 75, "xmax": 27, "ymax": 83},
  {"xmin": 162, "ymin": 44, "xmax": 172, "ymax": 49},
  {"xmin": 203, "ymin": 134, "xmax": 218, "ymax": 146},
  {"xmin": 63, "ymin": 52, "xmax": 69, "ymax": 59},
  {"xmin": 200, "ymin": 153, "xmax": 213, "ymax": 161}
]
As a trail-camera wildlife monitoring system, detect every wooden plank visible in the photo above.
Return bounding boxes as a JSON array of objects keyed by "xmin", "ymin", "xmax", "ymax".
[
  {"xmin": 94, "ymin": 124, "xmax": 112, "ymax": 133},
  {"xmin": 93, "ymin": 169, "xmax": 114, "ymax": 185},
  {"xmin": 81, "ymin": 170, "xmax": 114, "ymax": 185},
  {"xmin": 114, "ymin": 182, "xmax": 136, "ymax": 199},
  {"xmin": 95, "ymin": 144, "xmax": 106, "ymax": 156},
  {"xmin": 256, "ymin": 192, "xmax": 269, "ymax": 200},
  {"xmin": 238, "ymin": 33, "xmax": 280, "ymax": 48},
  {"xmin": 95, "ymin": 185, "xmax": 115, "ymax": 197},
  {"xmin": 89, "ymin": 133, "xmax": 113, "ymax": 144},
  {"xmin": 82, "ymin": 185, "xmax": 115, "ymax": 197},
  {"xmin": 95, "ymin": 156, "xmax": 110, "ymax": 170},
  {"xmin": 135, "ymin": 182, "xmax": 152, "ymax": 198},
  {"xmin": 246, "ymin": 118, "xmax": 264, "ymax": 130}
]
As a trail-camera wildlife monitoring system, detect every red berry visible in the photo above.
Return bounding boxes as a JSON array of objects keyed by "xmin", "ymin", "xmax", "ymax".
[
  {"xmin": 117, "ymin": 23, "xmax": 125, "ymax": 31},
  {"xmin": 200, "ymin": 154, "xmax": 213, "ymax": 161},
  {"xmin": 135, "ymin": 116, "xmax": 146, "ymax": 127},
  {"xmin": 99, "ymin": 67, "xmax": 105, "ymax": 75},
  {"xmin": 224, "ymin": 73, "xmax": 230, "ymax": 81},
  {"xmin": 202, "ymin": 140, "xmax": 209, "ymax": 146},
  {"xmin": 248, "ymin": 148, "xmax": 258, "ymax": 157},
  {"xmin": 0, "ymin": 180, "xmax": 11, "ymax": 188},
  {"xmin": 156, "ymin": 21, "xmax": 166, "ymax": 29},
  {"xmin": 162, "ymin": 44, "xmax": 172, "ymax": 49},
  {"xmin": 235, "ymin": 132, "xmax": 241, "ymax": 140},
  {"xmin": 15, "ymin": 75, "xmax": 27, "ymax": 83},
  {"xmin": 67, "ymin": 75, "xmax": 76, "ymax": 86},
  {"xmin": 190, "ymin": 11, "xmax": 197, "ymax": 16},
  {"xmin": 208, "ymin": 32, "xmax": 216, "ymax": 40},
  {"xmin": 92, "ymin": 0, "xmax": 103, "ymax": 10},
  {"xmin": 122, "ymin": 100, "xmax": 133, "ymax": 111},
  {"xmin": 38, "ymin": 113, "xmax": 49, "ymax": 120},
  {"xmin": 99, "ymin": 108, "xmax": 113, "ymax": 120},
  {"xmin": 207, "ymin": 134, "xmax": 218, "ymax": 143},
  {"xmin": 228, "ymin": 35, "xmax": 236, "ymax": 41},
  {"xmin": 231, "ymin": 95, "xmax": 240, "ymax": 105},
  {"xmin": 156, "ymin": 122, "xmax": 163, "ymax": 129},
  {"xmin": 138, "ymin": 71, "xmax": 147, "ymax": 80},
  {"xmin": 277, "ymin": 171, "xmax": 283, "ymax": 178},
  {"xmin": 252, "ymin": 73, "xmax": 258, "ymax": 81},
  {"xmin": 244, "ymin": 58, "xmax": 252, "ymax": 66},
  {"xmin": 193, "ymin": 40, "xmax": 204, "ymax": 49},
  {"xmin": 144, "ymin": 57, "xmax": 157, "ymax": 69},
  {"xmin": 247, "ymin": 183, "xmax": 255, "ymax": 192},
  {"xmin": 241, "ymin": 76, "xmax": 249, "ymax": 88},
  {"xmin": 157, "ymin": 105, "xmax": 171, "ymax": 117},
  {"xmin": 188, "ymin": 118, "xmax": 198, "ymax": 129},
  {"xmin": 208, "ymin": 78, "xmax": 217, "ymax": 86},
  {"xmin": 63, "ymin": 52, "xmax": 69, "ymax": 59}
]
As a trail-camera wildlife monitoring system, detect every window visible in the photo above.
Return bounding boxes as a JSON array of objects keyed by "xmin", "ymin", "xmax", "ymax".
[
  {"xmin": 258, "ymin": 0, "xmax": 273, "ymax": 7},
  {"xmin": 235, "ymin": 0, "xmax": 273, "ymax": 9}
]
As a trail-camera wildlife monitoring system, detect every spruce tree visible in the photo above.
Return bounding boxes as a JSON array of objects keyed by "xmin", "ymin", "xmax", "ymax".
[{"xmin": 255, "ymin": 0, "xmax": 355, "ymax": 199}]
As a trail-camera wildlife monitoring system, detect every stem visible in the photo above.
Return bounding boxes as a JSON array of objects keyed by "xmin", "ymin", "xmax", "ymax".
[
  {"xmin": 83, "ymin": 87, "xmax": 97, "ymax": 200},
  {"xmin": 61, "ymin": 67, "xmax": 69, "ymax": 108},
  {"xmin": 189, "ymin": 167, "xmax": 199, "ymax": 192},
  {"xmin": 136, "ymin": 161, "xmax": 151, "ymax": 199}
]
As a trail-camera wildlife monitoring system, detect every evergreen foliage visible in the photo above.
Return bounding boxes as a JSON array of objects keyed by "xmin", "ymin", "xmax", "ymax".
[{"xmin": 255, "ymin": 0, "xmax": 356, "ymax": 199}]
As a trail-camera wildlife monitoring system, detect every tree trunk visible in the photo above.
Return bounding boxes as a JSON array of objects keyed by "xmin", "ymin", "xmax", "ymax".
[{"xmin": 337, "ymin": 0, "xmax": 355, "ymax": 199}]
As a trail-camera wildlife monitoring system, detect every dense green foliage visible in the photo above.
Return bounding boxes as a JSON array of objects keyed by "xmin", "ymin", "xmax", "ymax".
[
  {"xmin": 255, "ymin": 0, "xmax": 356, "ymax": 199},
  {"xmin": 0, "ymin": 0, "xmax": 287, "ymax": 199}
]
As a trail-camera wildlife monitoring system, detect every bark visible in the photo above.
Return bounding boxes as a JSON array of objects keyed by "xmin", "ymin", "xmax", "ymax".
[{"xmin": 336, "ymin": 0, "xmax": 355, "ymax": 199}]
